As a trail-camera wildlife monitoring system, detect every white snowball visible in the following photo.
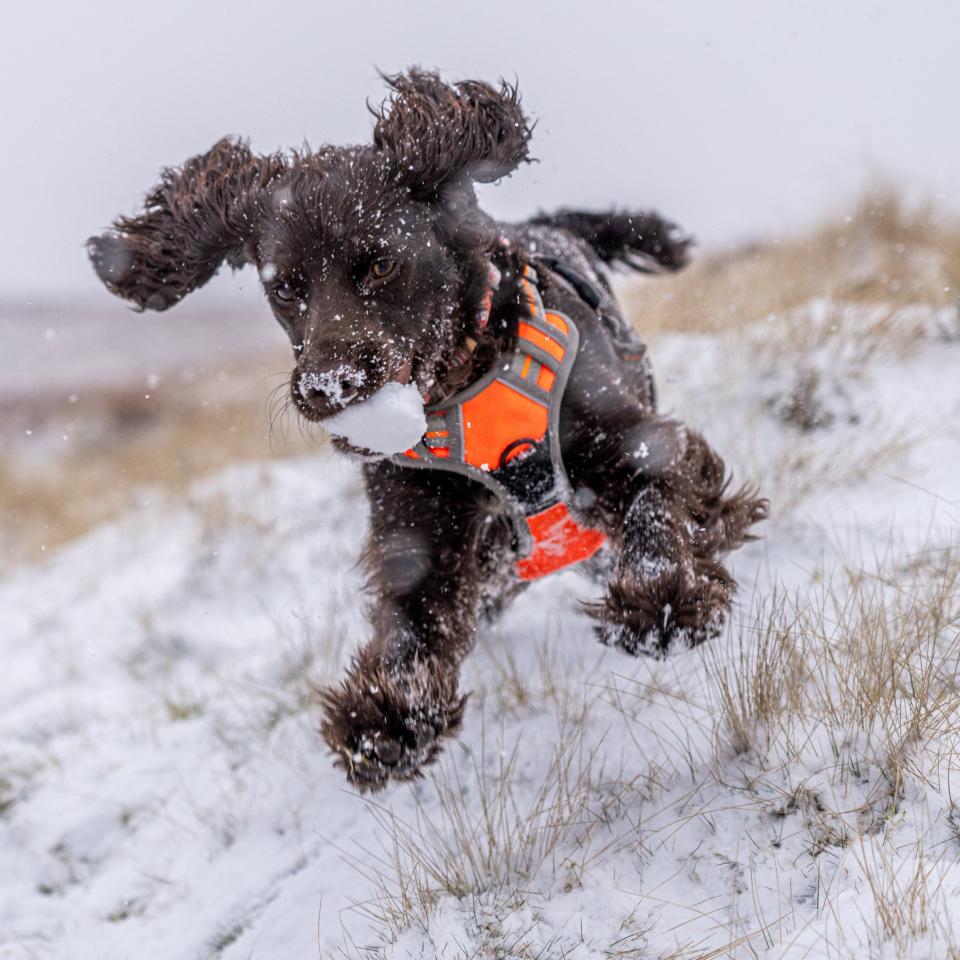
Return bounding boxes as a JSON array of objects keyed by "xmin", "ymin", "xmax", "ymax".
[{"xmin": 321, "ymin": 381, "xmax": 427, "ymax": 455}]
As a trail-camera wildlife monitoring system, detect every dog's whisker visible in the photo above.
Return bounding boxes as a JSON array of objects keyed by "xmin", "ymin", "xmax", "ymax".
[
  {"xmin": 267, "ymin": 392, "xmax": 297, "ymax": 451},
  {"xmin": 266, "ymin": 390, "xmax": 289, "ymax": 426},
  {"xmin": 258, "ymin": 368, "xmax": 292, "ymax": 388}
]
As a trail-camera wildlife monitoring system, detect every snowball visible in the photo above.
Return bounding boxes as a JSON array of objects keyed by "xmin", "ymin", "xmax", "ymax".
[{"xmin": 321, "ymin": 381, "xmax": 427, "ymax": 455}]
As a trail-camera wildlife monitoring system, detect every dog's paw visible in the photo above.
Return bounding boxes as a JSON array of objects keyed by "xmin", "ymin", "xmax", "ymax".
[
  {"xmin": 319, "ymin": 651, "xmax": 467, "ymax": 793},
  {"xmin": 588, "ymin": 563, "xmax": 731, "ymax": 657}
]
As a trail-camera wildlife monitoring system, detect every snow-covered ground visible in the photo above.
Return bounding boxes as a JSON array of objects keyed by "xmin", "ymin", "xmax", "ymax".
[{"xmin": 2, "ymin": 296, "xmax": 960, "ymax": 959}]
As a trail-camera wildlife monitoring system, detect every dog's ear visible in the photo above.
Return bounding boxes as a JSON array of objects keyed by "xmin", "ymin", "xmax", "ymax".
[
  {"xmin": 372, "ymin": 69, "xmax": 533, "ymax": 197},
  {"xmin": 87, "ymin": 137, "xmax": 285, "ymax": 311}
]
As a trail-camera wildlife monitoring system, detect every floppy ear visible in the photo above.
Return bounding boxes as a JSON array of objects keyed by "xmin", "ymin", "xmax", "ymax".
[
  {"xmin": 87, "ymin": 137, "xmax": 285, "ymax": 311},
  {"xmin": 372, "ymin": 69, "xmax": 533, "ymax": 198}
]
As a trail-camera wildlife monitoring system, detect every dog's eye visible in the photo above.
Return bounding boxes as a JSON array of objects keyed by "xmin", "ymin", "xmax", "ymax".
[
  {"xmin": 273, "ymin": 282, "xmax": 296, "ymax": 302},
  {"xmin": 367, "ymin": 258, "xmax": 397, "ymax": 282}
]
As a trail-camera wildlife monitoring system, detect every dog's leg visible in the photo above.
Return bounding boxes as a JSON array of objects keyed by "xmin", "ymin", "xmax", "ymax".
[
  {"xmin": 319, "ymin": 469, "xmax": 504, "ymax": 791},
  {"xmin": 587, "ymin": 428, "xmax": 767, "ymax": 657}
]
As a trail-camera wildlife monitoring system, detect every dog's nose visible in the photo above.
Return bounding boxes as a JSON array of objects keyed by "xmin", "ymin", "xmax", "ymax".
[{"xmin": 295, "ymin": 362, "xmax": 367, "ymax": 418}]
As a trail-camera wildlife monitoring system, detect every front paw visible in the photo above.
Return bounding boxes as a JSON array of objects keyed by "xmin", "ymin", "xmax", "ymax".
[
  {"xmin": 588, "ymin": 564, "xmax": 731, "ymax": 657},
  {"xmin": 319, "ymin": 652, "xmax": 467, "ymax": 792}
]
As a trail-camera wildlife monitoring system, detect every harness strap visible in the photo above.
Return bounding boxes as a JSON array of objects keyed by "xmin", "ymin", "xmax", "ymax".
[
  {"xmin": 537, "ymin": 254, "xmax": 657, "ymax": 412},
  {"xmin": 535, "ymin": 254, "xmax": 604, "ymax": 309},
  {"xmin": 393, "ymin": 263, "xmax": 607, "ymax": 580}
]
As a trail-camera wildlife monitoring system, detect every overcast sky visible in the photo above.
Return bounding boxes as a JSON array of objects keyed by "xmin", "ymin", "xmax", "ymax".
[{"xmin": 1, "ymin": 0, "xmax": 956, "ymax": 300}]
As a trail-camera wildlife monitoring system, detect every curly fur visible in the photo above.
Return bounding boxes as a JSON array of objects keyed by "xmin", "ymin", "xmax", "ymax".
[
  {"xmin": 591, "ymin": 564, "xmax": 731, "ymax": 655},
  {"xmin": 87, "ymin": 68, "xmax": 768, "ymax": 792},
  {"xmin": 319, "ymin": 649, "xmax": 467, "ymax": 792},
  {"xmin": 88, "ymin": 138, "xmax": 286, "ymax": 311},
  {"xmin": 530, "ymin": 208, "xmax": 692, "ymax": 273},
  {"xmin": 372, "ymin": 69, "xmax": 533, "ymax": 195}
]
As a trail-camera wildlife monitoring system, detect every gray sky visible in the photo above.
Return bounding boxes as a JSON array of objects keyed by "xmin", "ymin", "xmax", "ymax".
[{"xmin": 1, "ymin": 0, "xmax": 956, "ymax": 300}]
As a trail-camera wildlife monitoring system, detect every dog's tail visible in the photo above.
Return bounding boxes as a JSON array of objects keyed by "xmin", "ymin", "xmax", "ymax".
[{"xmin": 529, "ymin": 208, "xmax": 692, "ymax": 274}]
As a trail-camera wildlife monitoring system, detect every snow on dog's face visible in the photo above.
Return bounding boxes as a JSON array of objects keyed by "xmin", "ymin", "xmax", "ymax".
[{"xmin": 86, "ymin": 70, "xmax": 532, "ymax": 459}]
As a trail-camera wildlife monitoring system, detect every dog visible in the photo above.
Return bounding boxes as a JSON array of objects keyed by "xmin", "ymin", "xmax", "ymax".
[{"xmin": 88, "ymin": 70, "xmax": 767, "ymax": 792}]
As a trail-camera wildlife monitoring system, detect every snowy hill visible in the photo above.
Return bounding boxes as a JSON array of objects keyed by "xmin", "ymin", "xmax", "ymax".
[{"xmin": 3, "ymin": 232, "xmax": 960, "ymax": 957}]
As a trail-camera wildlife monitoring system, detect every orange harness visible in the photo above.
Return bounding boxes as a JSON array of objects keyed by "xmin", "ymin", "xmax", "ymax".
[{"xmin": 393, "ymin": 264, "xmax": 607, "ymax": 580}]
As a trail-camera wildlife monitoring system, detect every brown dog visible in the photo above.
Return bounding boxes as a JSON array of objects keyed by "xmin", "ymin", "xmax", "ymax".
[{"xmin": 88, "ymin": 70, "xmax": 766, "ymax": 791}]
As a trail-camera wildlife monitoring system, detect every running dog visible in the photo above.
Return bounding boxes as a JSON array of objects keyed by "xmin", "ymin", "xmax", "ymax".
[{"xmin": 88, "ymin": 70, "xmax": 767, "ymax": 791}]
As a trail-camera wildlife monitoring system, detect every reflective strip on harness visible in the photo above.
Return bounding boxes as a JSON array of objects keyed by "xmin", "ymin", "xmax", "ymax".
[{"xmin": 393, "ymin": 264, "xmax": 607, "ymax": 580}]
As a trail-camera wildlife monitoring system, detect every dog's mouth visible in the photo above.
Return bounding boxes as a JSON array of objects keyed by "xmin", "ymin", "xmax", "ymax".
[
  {"xmin": 294, "ymin": 355, "xmax": 430, "ymax": 459},
  {"xmin": 293, "ymin": 357, "xmax": 420, "ymax": 421},
  {"xmin": 328, "ymin": 435, "xmax": 386, "ymax": 461}
]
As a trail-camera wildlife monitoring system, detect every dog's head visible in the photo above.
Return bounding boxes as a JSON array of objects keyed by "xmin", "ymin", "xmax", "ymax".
[{"xmin": 88, "ymin": 71, "xmax": 532, "ymax": 446}]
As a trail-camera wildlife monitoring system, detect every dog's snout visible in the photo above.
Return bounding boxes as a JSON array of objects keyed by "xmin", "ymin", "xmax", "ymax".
[{"xmin": 295, "ymin": 362, "xmax": 367, "ymax": 418}]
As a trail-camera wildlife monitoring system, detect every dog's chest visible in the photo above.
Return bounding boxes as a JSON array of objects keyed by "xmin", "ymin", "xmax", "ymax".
[{"xmin": 391, "ymin": 264, "xmax": 607, "ymax": 580}]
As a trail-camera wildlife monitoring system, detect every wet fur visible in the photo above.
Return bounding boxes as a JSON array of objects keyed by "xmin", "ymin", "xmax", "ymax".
[{"xmin": 88, "ymin": 69, "xmax": 767, "ymax": 792}]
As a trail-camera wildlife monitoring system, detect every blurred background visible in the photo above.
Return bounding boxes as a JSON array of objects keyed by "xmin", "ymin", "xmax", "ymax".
[{"xmin": 1, "ymin": 0, "xmax": 957, "ymax": 569}]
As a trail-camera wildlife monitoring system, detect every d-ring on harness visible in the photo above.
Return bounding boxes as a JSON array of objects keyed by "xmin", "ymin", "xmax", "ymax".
[{"xmin": 391, "ymin": 264, "xmax": 607, "ymax": 580}]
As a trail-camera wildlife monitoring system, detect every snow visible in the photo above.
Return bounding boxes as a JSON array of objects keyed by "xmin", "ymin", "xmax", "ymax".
[
  {"xmin": 2, "ymin": 299, "xmax": 960, "ymax": 958},
  {"xmin": 297, "ymin": 364, "xmax": 366, "ymax": 407},
  {"xmin": 320, "ymin": 380, "xmax": 427, "ymax": 454},
  {"xmin": 259, "ymin": 262, "xmax": 277, "ymax": 283}
]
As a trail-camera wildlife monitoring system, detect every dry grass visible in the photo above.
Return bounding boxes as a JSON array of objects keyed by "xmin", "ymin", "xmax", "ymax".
[
  {"xmin": 711, "ymin": 590, "xmax": 808, "ymax": 758},
  {"xmin": 851, "ymin": 842, "xmax": 954, "ymax": 954},
  {"xmin": 622, "ymin": 188, "xmax": 960, "ymax": 340},
  {"xmin": 560, "ymin": 546, "xmax": 959, "ymax": 960},
  {"xmin": 474, "ymin": 632, "xmax": 596, "ymax": 726},
  {"xmin": 713, "ymin": 544, "xmax": 960, "ymax": 770},
  {"xmin": 809, "ymin": 550, "xmax": 960, "ymax": 767},
  {"xmin": 707, "ymin": 547, "xmax": 960, "ymax": 955},
  {"xmin": 0, "ymin": 357, "xmax": 313, "ymax": 569},
  {"xmin": 342, "ymin": 720, "xmax": 618, "ymax": 956}
]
